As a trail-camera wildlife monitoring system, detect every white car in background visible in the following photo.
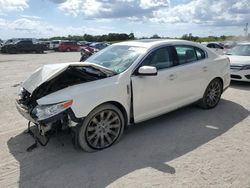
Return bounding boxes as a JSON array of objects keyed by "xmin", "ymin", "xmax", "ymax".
[
  {"xmin": 226, "ymin": 42, "xmax": 250, "ymax": 82},
  {"xmin": 49, "ymin": 40, "xmax": 63, "ymax": 51},
  {"xmin": 16, "ymin": 39, "xmax": 230, "ymax": 152}
]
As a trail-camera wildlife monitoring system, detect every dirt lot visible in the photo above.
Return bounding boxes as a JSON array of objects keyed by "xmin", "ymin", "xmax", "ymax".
[{"xmin": 0, "ymin": 52, "xmax": 250, "ymax": 188}]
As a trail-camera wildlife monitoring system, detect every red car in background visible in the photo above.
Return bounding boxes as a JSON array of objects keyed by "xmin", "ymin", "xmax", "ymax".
[{"xmin": 58, "ymin": 41, "xmax": 80, "ymax": 52}]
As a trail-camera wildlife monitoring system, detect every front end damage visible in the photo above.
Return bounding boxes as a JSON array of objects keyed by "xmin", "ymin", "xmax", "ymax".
[{"xmin": 16, "ymin": 63, "xmax": 115, "ymax": 150}]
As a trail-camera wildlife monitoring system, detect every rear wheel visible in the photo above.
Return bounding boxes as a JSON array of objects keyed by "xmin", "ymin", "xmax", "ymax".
[
  {"xmin": 77, "ymin": 104, "xmax": 125, "ymax": 152},
  {"xmin": 199, "ymin": 78, "xmax": 223, "ymax": 109}
]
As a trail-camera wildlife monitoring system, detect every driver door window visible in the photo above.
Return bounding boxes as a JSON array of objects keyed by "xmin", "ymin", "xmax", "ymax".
[{"xmin": 142, "ymin": 47, "xmax": 174, "ymax": 70}]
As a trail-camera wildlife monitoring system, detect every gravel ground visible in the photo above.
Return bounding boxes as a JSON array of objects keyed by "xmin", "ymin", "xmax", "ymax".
[{"xmin": 0, "ymin": 52, "xmax": 250, "ymax": 188}]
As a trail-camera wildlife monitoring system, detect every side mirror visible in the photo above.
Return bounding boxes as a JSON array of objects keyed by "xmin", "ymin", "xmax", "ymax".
[{"xmin": 137, "ymin": 66, "xmax": 157, "ymax": 76}]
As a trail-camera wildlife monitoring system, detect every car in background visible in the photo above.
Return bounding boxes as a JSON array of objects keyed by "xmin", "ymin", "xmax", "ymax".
[
  {"xmin": 1, "ymin": 38, "xmax": 34, "ymax": 51},
  {"xmin": 78, "ymin": 41, "xmax": 92, "ymax": 46},
  {"xmin": 58, "ymin": 41, "xmax": 81, "ymax": 52},
  {"xmin": 79, "ymin": 45, "xmax": 98, "ymax": 61},
  {"xmin": 16, "ymin": 39, "xmax": 230, "ymax": 152},
  {"xmin": 39, "ymin": 41, "xmax": 50, "ymax": 50},
  {"xmin": 90, "ymin": 42, "xmax": 109, "ymax": 50},
  {"xmin": 226, "ymin": 42, "xmax": 250, "ymax": 82},
  {"xmin": 202, "ymin": 42, "xmax": 225, "ymax": 55},
  {"xmin": 1, "ymin": 39, "xmax": 46, "ymax": 54},
  {"xmin": 49, "ymin": 40, "xmax": 63, "ymax": 51},
  {"xmin": 222, "ymin": 41, "xmax": 237, "ymax": 49}
]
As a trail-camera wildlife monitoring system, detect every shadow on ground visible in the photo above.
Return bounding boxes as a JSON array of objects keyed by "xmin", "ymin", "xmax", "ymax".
[
  {"xmin": 230, "ymin": 81, "xmax": 250, "ymax": 91},
  {"xmin": 7, "ymin": 99, "xmax": 249, "ymax": 188}
]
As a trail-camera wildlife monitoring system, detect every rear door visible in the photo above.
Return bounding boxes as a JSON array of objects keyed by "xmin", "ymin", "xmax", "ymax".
[
  {"xmin": 17, "ymin": 41, "xmax": 33, "ymax": 51},
  {"xmin": 171, "ymin": 45, "xmax": 210, "ymax": 102}
]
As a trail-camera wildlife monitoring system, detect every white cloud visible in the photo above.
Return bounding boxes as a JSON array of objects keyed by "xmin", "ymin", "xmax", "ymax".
[
  {"xmin": 53, "ymin": 0, "xmax": 250, "ymax": 27},
  {"xmin": 60, "ymin": 0, "xmax": 109, "ymax": 17},
  {"xmin": 0, "ymin": 17, "xmax": 117, "ymax": 38},
  {"xmin": 139, "ymin": 0, "xmax": 169, "ymax": 9},
  {"xmin": 0, "ymin": 0, "xmax": 28, "ymax": 13},
  {"xmin": 151, "ymin": 0, "xmax": 250, "ymax": 26},
  {"xmin": 21, "ymin": 15, "xmax": 41, "ymax": 19},
  {"xmin": 58, "ymin": 0, "xmax": 169, "ymax": 18}
]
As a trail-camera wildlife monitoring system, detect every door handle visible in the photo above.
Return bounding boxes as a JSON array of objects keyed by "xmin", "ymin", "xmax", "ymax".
[
  {"xmin": 202, "ymin": 66, "xmax": 208, "ymax": 72},
  {"xmin": 169, "ymin": 74, "xmax": 176, "ymax": 80}
]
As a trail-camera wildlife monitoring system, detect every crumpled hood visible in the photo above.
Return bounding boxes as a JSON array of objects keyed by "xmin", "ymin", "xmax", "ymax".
[
  {"xmin": 228, "ymin": 55, "xmax": 250, "ymax": 65},
  {"xmin": 21, "ymin": 62, "xmax": 113, "ymax": 93}
]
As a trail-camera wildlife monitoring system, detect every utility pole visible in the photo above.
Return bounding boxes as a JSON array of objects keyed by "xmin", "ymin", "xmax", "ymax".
[{"xmin": 244, "ymin": 23, "xmax": 248, "ymax": 38}]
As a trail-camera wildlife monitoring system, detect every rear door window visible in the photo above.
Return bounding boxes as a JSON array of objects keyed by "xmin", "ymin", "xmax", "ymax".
[{"xmin": 174, "ymin": 46, "xmax": 197, "ymax": 64}]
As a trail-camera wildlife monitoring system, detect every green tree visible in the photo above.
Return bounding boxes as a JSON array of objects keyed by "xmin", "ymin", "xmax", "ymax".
[
  {"xmin": 150, "ymin": 34, "xmax": 161, "ymax": 39},
  {"xmin": 128, "ymin": 33, "xmax": 135, "ymax": 40}
]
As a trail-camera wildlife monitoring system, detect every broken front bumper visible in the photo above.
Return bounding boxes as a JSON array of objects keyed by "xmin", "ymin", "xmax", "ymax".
[
  {"xmin": 15, "ymin": 100, "xmax": 37, "ymax": 123},
  {"xmin": 16, "ymin": 100, "xmax": 83, "ymax": 127}
]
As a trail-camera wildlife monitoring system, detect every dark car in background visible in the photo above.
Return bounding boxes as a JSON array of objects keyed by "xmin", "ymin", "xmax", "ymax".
[
  {"xmin": 201, "ymin": 42, "xmax": 225, "ymax": 55},
  {"xmin": 1, "ymin": 39, "xmax": 46, "ymax": 54},
  {"xmin": 89, "ymin": 42, "xmax": 109, "ymax": 50},
  {"xmin": 58, "ymin": 41, "xmax": 81, "ymax": 52}
]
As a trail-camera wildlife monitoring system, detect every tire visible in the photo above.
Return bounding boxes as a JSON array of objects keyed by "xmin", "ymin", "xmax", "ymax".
[
  {"xmin": 36, "ymin": 48, "xmax": 43, "ymax": 54},
  {"xmin": 77, "ymin": 104, "xmax": 125, "ymax": 152},
  {"xmin": 199, "ymin": 78, "xmax": 223, "ymax": 109},
  {"xmin": 66, "ymin": 48, "xmax": 71, "ymax": 52},
  {"xmin": 9, "ymin": 48, "xmax": 17, "ymax": 54}
]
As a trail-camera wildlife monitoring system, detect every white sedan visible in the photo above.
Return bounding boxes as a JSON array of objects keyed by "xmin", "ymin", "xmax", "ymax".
[
  {"xmin": 16, "ymin": 39, "xmax": 230, "ymax": 151},
  {"xmin": 226, "ymin": 42, "xmax": 250, "ymax": 82}
]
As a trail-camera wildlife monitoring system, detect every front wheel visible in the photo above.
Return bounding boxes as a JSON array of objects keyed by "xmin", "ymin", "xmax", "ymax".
[
  {"xmin": 199, "ymin": 78, "xmax": 223, "ymax": 109},
  {"xmin": 9, "ymin": 48, "xmax": 17, "ymax": 54},
  {"xmin": 77, "ymin": 104, "xmax": 125, "ymax": 152}
]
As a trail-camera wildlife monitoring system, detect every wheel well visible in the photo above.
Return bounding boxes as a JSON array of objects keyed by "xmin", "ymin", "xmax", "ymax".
[
  {"xmin": 101, "ymin": 101, "xmax": 128, "ymax": 126},
  {"xmin": 214, "ymin": 77, "xmax": 224, "ymax": 88}
]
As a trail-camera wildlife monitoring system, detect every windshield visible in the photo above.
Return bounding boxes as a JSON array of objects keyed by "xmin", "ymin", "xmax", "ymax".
[
  {"xmin": 227, "ymin": 44, "xmax": 250, "ymax": 56},
  {"xmin": 85, "ymin": 45, "xmax": 146, "ymax": 73}
]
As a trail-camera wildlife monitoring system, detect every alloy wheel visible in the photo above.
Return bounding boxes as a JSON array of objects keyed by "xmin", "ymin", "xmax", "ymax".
[
  {"xmin": 85, "ymin": 110, "xmax": 122, "ymax": 149},
  {"xmin": 205, "ymin": 81, "xmax": 222, "ymax": 107}
]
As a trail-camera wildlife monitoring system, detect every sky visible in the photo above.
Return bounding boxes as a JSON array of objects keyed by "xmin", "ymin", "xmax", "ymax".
[{"xmin": 0, "ymin": 0, "xmax": 249, "ymax": 39}]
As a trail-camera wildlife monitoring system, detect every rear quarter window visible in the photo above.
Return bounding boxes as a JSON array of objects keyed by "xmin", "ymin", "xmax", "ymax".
[{"xmin": 195, "ymin": 47, "xmax": 206, "ymax": 60}]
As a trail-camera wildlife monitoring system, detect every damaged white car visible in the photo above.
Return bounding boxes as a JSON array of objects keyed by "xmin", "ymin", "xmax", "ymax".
[{"xmin": 16, "ymin": 40, "xmax": 230, "ymax": 152}]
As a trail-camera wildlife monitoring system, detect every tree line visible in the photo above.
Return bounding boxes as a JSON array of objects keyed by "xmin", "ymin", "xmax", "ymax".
[
  {"xmin": 1, "ymin": 32, "xmax": 249, "ymax": 43},
  {"xmin": 40, "ymin": 33, "xmax": 135, "ymax": 42}
]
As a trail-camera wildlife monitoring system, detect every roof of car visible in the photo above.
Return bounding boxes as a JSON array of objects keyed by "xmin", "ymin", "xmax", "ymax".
[{"xmin": 116, "ymin": 39, "xmax": 197, "ymax": 48}]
